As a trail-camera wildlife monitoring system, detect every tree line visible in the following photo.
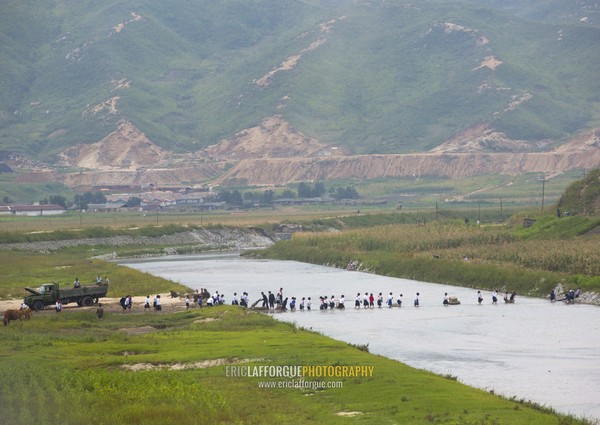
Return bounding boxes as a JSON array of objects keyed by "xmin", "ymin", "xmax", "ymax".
[
  {"xmin": 220, "ymin": 182, "xmax": 358, "ymax": 206},
  {"xmin": 30, "ymin": 182, "xmax": 358, "ymax": 209}
]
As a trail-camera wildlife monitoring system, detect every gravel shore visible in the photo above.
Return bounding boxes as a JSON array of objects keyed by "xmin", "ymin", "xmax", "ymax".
[{"xmin": 0, "ymin": 293, "xmax": 201, "ymax": 320}]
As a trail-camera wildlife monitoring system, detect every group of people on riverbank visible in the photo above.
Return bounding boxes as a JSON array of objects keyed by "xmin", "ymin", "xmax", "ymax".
[
  {"xmin": 117, "ymin": 294, "xmax": 163, "ymax": 312},
  {"xmin": 550, "ymin": 288, "xmax": 581, "ymax": 304},
  {"xmin": 182, "ymin": 287, "xmax": 524, "ymax": 312}
]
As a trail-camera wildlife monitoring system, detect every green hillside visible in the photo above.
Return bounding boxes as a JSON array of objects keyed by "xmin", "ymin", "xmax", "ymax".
[
  {"xmin": 1, "ymin": 0, "xmax": 599, "ymax": 160},
  {"xmin": 557, "ymin": 168, "xmax": 600, "ymax": 215}
]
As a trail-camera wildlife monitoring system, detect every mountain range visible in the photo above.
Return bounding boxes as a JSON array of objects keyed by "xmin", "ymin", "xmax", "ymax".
[{"xmin": 1, "ymin": 0, "xmax": 599, "ymax": 189}]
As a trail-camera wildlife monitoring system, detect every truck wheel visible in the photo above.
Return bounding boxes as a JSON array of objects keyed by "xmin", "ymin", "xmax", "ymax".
[
  {"xmin": 33, "ymin": 300, "xmax": 45, "ymax": 311},
  {"xmin": 81, "ymin": 296, "xmax": 94, "ymax": 307}
]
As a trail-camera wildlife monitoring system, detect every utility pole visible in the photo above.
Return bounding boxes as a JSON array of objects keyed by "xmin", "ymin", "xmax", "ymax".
[
  {"xmin": 540, "ymin": 176, "xmax": 548, "ymax": 212},
  {"xmin": 583, "ymin": 170, "xmax": 587, "ymax": 215}
]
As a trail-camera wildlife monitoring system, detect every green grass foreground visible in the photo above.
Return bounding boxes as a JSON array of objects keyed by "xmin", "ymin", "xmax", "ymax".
[{"xmin": 0, "ymin": 306, "xmax": 588, "ymax": 425}]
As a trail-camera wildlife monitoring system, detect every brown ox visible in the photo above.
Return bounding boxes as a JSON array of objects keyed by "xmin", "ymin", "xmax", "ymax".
[{"xmin": 3, "ymin": 308, "xmax": 32, "ymax": 326}]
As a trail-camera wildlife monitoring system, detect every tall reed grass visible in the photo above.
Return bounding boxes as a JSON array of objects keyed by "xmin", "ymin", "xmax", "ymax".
[{"xmin": 259, "ymin": 218, "xmax": 600, "ymax": 295}]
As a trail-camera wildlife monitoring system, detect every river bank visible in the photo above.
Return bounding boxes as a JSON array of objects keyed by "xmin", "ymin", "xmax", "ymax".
[
  {"xmin": 122, "ymin": 254, "xmax": 600, "ymax": 422},
  {"xmin": 0, "ymin": 292, "xmax": 189, "ymax": 314}
]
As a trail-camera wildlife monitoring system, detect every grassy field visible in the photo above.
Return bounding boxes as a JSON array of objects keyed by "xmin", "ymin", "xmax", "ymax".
[
  {"xmin": 0, "ymin": 206, "xmax": 397, "ymax": 233},
  {"xmin": 0, "ymin": 249, "xmax": 190, "ymax": 300},
  {"xmin": 0, "ymin": 306, "xmax": 591, "ymax": 425}
]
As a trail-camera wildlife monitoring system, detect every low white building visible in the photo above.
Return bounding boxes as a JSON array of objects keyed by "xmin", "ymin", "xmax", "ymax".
[{"xmin": 8, "ymin": 204, "xmax": 66, "ymax": 216}]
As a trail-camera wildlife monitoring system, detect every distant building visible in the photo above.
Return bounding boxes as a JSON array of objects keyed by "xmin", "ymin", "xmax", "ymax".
[
  {"xmin": 7, "ymin": 204, "xmax": 66, "ymax": 216},
  {"xmin": 140, "ymin": 199, "xmax": 176, "ymax": 209},
  {"xmin": 86, "ymin": 202, "xmax": 127, "ymax": 213}
]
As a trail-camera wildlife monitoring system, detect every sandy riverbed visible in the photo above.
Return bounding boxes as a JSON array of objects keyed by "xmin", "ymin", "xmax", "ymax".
[{"xmin": 0, "ymin": 293, "xmax": 192, "ymax": 316}]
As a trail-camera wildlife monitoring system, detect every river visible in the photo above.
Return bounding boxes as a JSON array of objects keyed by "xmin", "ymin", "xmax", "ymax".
[{"xmin": 120, "ymin": 253, "xmax": 600, "ymax": 421}]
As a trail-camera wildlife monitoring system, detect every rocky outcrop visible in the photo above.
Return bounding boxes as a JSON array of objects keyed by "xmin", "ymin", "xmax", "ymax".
[
  {"xmin": 202, "ymin": 116, "xmax": 340, "ymax": 160},
  {"xmin": 429, "ymin": 124, "xmax": 547, "ymax": 153},
  {"xmin": 59, "ymin": 121, "xmax": 168, "ymax": 170}
]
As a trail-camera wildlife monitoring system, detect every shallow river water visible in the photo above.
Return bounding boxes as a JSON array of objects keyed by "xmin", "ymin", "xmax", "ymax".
[{"xmin": 120, "ymin": 253, "xmax": 600, "ymax": 421}]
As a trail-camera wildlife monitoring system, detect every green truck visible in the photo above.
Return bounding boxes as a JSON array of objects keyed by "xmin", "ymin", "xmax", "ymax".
[{"xmin": 24, "ymin": 283, "xmax": 109, "ymax": 311}]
